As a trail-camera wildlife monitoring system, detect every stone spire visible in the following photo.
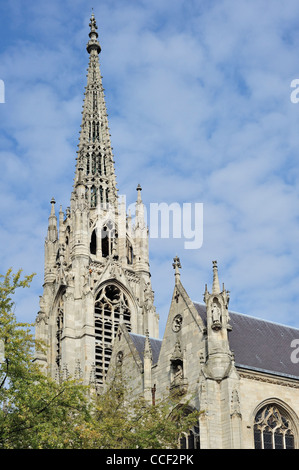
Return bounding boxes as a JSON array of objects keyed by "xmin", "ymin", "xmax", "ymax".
[
  {"xmin": 172, "ymin": 256, "xmax": 181, "ymax": 284},
  {"xmin": 203, "ymin": 261, "xmax": 232, "ymax": 380},
  {"xmin": 212, "ymin": 260, "xmax": 221, "ymax": 294},
  {"xmin": 76, "ymin": 12, "xmax": 117, "ymax": 207},
  {"xmin": 47, "ymin": 197, "xmax": 57, "ymax": 242}
]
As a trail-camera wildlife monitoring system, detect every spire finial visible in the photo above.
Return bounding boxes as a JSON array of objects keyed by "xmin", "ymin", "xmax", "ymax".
[
  {"xmin": 50, "ymin": 197, "xmax": 56, "ymax": 215},
  {"xmin": 212, "ymin": 260, "xmax": 221, "ymax": 294},
  {"xmin": 172, "ymin": 255, "xmax": 181, "ymax": 282},
  {"xmin": 87, "ymin": 12, "xmax": 101, "ymax": 54},
  {"xmin": 47, "ymin": 197, "xmax": 57, "ymax": 241},
  {"xmin": 136, "ymin": 184, "xmax": 142, "ymax": 203},
  {"xmin": 76, "ymin": 166, "xmax": 84, "ymax": 186}
]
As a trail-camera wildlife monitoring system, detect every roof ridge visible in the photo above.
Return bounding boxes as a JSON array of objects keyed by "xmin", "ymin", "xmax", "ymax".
[
  {"xmin": 192, "ymin": 301, "xmax": 299, "ymax": 332},
  {"xmin": 129, "ymin": 332, "xmax": 162, "ymax": 342}
]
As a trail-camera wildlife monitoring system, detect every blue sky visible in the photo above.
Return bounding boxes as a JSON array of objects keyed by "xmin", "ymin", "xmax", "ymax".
[{"xmin": 1, "ymin": 0, "xmax": 299, "ymax": 336}]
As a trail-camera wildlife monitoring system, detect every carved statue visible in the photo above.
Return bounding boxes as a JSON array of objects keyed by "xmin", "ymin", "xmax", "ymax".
[
  {"xmin": 174, "ymin": 363, "xmax": 183, "ymax": 381},
  {"xmin": 212, "ymin": 302, "xmax": 221, "ymax": 323},
  {"xmin": 172, "ymin": 314, "xmax": 183, "ymax": 332},
  {"xmin": 211, "ymin": 301, "xmax": 223, "ymax": 330}
]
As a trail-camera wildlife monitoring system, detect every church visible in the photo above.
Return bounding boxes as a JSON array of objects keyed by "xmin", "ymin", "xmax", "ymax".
[{"xmin": 34, "ymin": 14, "xmax": 299, "ymax": 449}]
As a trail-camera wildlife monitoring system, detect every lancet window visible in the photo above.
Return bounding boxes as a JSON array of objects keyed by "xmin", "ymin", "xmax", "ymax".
[
  {"xmin": 91, "ymin": 185, "xmax": 97, "ymax": 207},
  {"xmin": 101, "ymin": 220, "xmax": 118, "ymax": 258},
  {"xmin": 179, "ymin": 426, "xmax": 200, "ymax": 449},
  {"xmin": 173, "ymin": 406, "xmax": 200, "ymax": 449},
  {"xmin": 92, "ymin": 90, "xmax": 98, "ymax": 112},
  {"xmin": 91, "ymin": 152, "xmax": 97, "ymax": 175},
  {"xmin": 90, "ymin": 229, "xmax": 97, "ymax": 255},
  {"xmin": 85, "ymin": 150, "xmax": 107, "ymax": 178},
  {"xmin": 92, "ymin": 121, "xmax": 99, "ymax": 142},
  {"xmin": 94, "ymin": 285, "xmax": 131, "ymax": 385},
  {"xmin": 254, "ymin": 404, "xmax": 295, "ymax": 449}
]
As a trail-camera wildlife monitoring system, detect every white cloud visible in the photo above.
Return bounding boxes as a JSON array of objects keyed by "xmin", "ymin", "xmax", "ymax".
[{"xmin": 0, "ymin": 0, "xmax": 299, "ymax": 333}]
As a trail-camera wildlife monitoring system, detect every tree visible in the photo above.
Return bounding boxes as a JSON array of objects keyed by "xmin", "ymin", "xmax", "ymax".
[
  {"xmin": 74, "ymin": 374, "xmax": 200, "ymax": 449},
  {"xmin": 0, "ymin": 268, "xmax": 200, "ymax": 449},
  {"xmin": 0, "ymin": 269, "xmax": 91, "ymax": 449}
]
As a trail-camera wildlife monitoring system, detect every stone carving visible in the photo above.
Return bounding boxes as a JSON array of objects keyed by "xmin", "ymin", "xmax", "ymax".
[
  {"xmin": 116, "ymin": 351, "xmax": 124, "ymax": 365},
  {"xmin": 143, "ymin": 282, "xmax": 155, "ymax": 316},
  {"xmin": 211, "ymin": 300, "xmax": 222, "ymax": 330},
  {"xmin": 170, "ymin": 340, "xmax": 188, "ymax": 395},
  {"xmin": 231, "ymin": 389, "xmax": 241, "ymax": 417},
  {"xmin": 36, "ymin": 296, "xmax": 48, "ymax": 325},
  {"xmin": 172, "ymin": 314, "xmax": 183, "ymax": 332}
]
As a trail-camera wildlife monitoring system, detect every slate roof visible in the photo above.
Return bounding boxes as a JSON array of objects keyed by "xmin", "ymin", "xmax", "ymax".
[
  {"xmin": 129, "ymin": 333, "xmax": 162, "ymax": 366},
  {"xmin": 194, "ymin": 302, "xmax": 299, "ymax": 380}
]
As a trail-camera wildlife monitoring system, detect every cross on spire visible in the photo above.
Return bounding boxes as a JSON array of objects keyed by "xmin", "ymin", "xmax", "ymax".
[
  {"xmin": 172, "ymin": 256, "xmax": 181, "ymax": 283},
  {"xmin": 87, "ymin": 12, "xmax": 101, "ymax": 54},
  {"xmin": 212, "ymin": 260, "xmax": 221, "ymax": 294}
]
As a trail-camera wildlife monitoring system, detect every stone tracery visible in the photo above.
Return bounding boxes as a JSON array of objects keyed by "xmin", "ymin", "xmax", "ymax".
[
  {"xmin": 94, "ymin": 284, "xmax": 131, "ymax": 385},
  {"xmin": 254, "ymin": 404, "xmax": 295, "ymax": 449}
]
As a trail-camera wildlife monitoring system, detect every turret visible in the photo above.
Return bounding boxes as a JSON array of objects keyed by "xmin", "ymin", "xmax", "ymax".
[
  {"xmin": 133, "ymin": 184, "xmax": 149, "ymax": 272},
  {"xmin": 47, "ymin": 197, "xmax": 57, "ymax": 242},
  {"xmin": 203, "ymin": 261, "xmax": 232, "ymax": 380},
  {"xmin": 44, "ymin": 198, "xmax": 58, "ymax": 284}
]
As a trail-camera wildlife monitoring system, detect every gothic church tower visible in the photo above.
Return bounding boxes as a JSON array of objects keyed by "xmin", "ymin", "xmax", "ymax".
[{"xmin": 35, "ymin": 14, "xmax": 159, "ymax": 387}]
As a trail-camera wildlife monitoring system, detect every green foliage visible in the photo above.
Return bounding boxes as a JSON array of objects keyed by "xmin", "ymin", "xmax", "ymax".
[
  {"xmin": 0, "ymin": 268, "xmax": 200, "ymax": 449},
  {"xmin": 75, "ymin": 374, "xmax": 200, "ymax": 449},
  {"xmin": 0, "ymin": 269, "xmax": 90, "ymax": 449}
]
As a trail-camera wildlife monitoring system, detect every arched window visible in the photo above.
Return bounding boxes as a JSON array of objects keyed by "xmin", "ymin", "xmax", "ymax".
[
  {"xmin": 99, "ymin": 154, "xmax": 103, "ymax": 176},
  {"xmin": 92, "ymin": 121, "xmax": 99, "ymax": 142},
  {"xmin": 90, "ymin": 229, "xmax": 97, "ymax": 255},
  {"xmin": 101, "ymin": 221, "xmax": 118, "ymax": 258},
  {"xmin": 101, "ymin": 227, "xmax": 109, "ymax": 257},
  {"xmin": 93, "ymin": 90, "xmax": 97, "ymax": 111},
  {"xmin": 86, "ymin": 155, "xmax": 90, "ymax": 175},
  {"xmin": 94, "ymin": 285, "xmax": 131, "ymax": 385},
  {"xmin": 170, "ymin": 405, "xmax": 200, "ymax": 449},
  {"xmin": 91, "ymin": 151, "xmax": 97, "ymax": 175},
  {"xmin": 180, "ymin": 427, "xmax": 200, "ymax": 449},
  {"xmin": 91, "ymin": 186, "xmax": 97, "ymax": 208},
  {"xmin": 254, "ymin": 404, "xmax": 295, "ymax": 449}
]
